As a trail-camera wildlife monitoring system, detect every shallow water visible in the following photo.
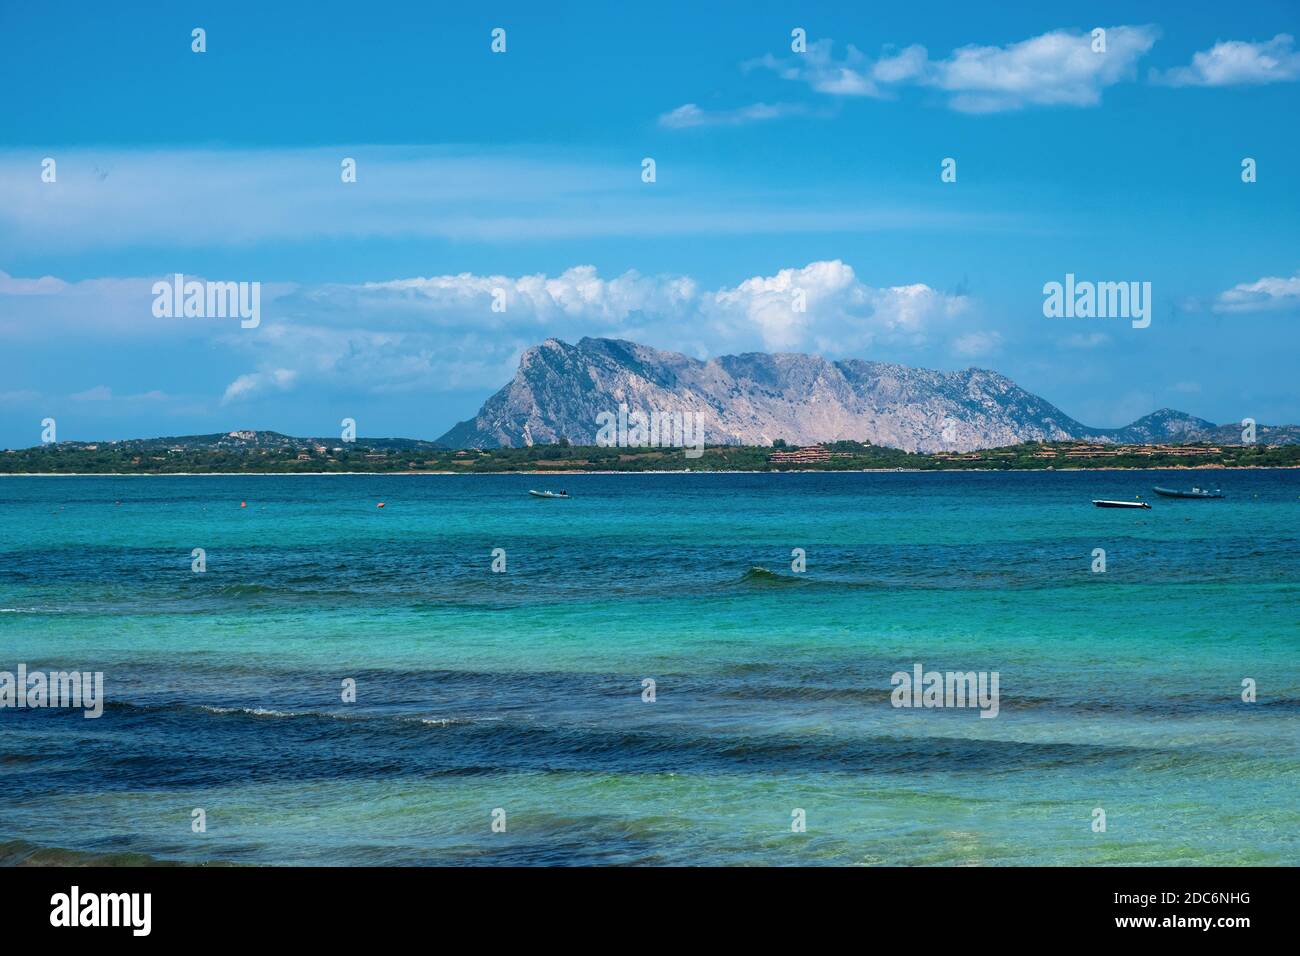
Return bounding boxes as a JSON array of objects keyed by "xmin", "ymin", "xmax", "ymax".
[{"xmin": 1, "ymin": 471, "xmax": 1297, "ymax": 865}]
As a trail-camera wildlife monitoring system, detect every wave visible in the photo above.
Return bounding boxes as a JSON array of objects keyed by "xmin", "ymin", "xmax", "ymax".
[
  {"xmin": 0, "ymin": 839, "xmax": 192, "ymax": 867},
  {"xmin": 74, "ymin": 700, "xmax": 1160, "ymax": 778},
  {"xmin": 215, "ymin": 583, "xmax": 274, "ymax": 596},
  {"xmin": 199, "ymin": 704, "xmax": 314, "ymax": 719},
  {"xmin": 199, "ymin": 705, "xmax": 484, "ymax": 727},
  {"xmin": 738, "ymin": 566, "xmax": 804, "ymax": 587},
  {"xmin": 416, "ymin": 717, "xmax": 479, "ymax": 727},
  {"xmin": 99, "ymin": 699, "xmax": 491, "ymax": 728},
  {"xmin": 717, "ymin": 684, "xmax": 892, "ymax": 703}
]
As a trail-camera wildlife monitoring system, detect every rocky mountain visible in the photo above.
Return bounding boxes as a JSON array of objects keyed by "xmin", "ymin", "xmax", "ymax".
[
  {"xmin": 436, "ymin": 337, "xmax": 1296, "ymax": 452},
  {"xmin": 1102, "ymin": 409, "xmax": 1217, "ymax": 444}
]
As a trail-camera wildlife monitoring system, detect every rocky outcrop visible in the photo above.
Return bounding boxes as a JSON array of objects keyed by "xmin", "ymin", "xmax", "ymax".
[{"xmin": 435, "ymin": 337, "xmax": 1295, "ymax": 452}]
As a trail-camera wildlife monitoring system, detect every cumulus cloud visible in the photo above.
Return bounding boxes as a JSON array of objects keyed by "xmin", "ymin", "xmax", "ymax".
[
  {"xmin": 928, "ymin": 26, "xmax": 1159, "ymax": 112},
  {"xmin": 357, "ymin": 265, "xmax": 700, "ymax": 329},
  {"xmin": 5, "ymin": 262, "xmax": 974, "ymax": 404},
  {"xmin": 1152, "ymin": 34, "xmax": 1300, "ymax": 87},
  {"xmin": 707, "ymin": 262, "xmax": 970, "ymax": 353},
  {"xmin": 751, "ymin": 26, "xmax": 1158, "ymax": 113},
  {"xmin": 282, "ymin": 261, "xmax": 968, "ymax": 360},
  {"xmin": 1212, "ymin": 270, "xmax": 1300, "ymax": 313}
]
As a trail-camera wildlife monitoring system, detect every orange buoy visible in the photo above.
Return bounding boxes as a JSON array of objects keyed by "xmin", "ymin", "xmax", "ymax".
[
  {"xmin": 240, "ymin": 501, "xmax": 247, "ymax": 508},
  {"xmin": 376, "ymin": 502, "xmax": 386, "ymax": 509}
]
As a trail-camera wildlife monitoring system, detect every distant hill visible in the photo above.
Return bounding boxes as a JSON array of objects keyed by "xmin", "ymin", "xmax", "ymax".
[
  {"xmin": 46, "ymin": 431, "xmax": 446, "ymax": 453},
  {"xmin": 436, "ymin": 337, "xmax": 1300, "ymax": 452}
]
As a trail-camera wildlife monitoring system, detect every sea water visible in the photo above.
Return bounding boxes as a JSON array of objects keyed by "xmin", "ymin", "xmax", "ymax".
[{"xmin": 1, "ymin": 471, "xmax": 1296, "ymax": 865}]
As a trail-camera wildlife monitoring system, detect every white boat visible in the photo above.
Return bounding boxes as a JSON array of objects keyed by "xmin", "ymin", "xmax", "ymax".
[
  {"xmin": 528, "ymin": 489, "xmax": 570, "ymax": 499},
  {"xmin": 1092, "ymin": 499, "xmax": 1150, "ymax": 509}
]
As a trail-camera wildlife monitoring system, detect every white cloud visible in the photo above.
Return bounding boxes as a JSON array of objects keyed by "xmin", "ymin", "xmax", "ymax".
[
  {"xmin": 70, "ymin": 386, "xmax": 113, "ymax": 402},
  {"xmin": 658, "ymin": 101, "xmax": 808, "ymax": 128},
  {"xmin": 749, "ymin": 41, "xmax": 883, "ymax": 98},
  {"xmin": 278, "ymin": 260, "xmax": 968, "ymax": 360},
  {"xmin": 709, "ymin": 262, "xmax": 969, "ymax": 353},
  {"xmin": 5, "ymin": 262, "xmax": 972, "ymax": 403},
  {"xmin": 0, "ymin": 271, "xmax": 296, "ymax": 342},
  {"xmin": 222, "ymin": 369, "xmax": 298, "ymax": 404},
  {"xmin": 66, "ymin": 385, "xmax": 172, "ymax": 404},
  {"xmin": 712, "ymin": 260, "xmax": 854, "ymax": 349},
  {"xmin": 0, "ymin": 271, "xmax": 68, "ymax": 295},
  {"xmin": 1212, "ymin": 270, "xmax": 1300, "ymax": 313},
  {"xmin": 0, "ymin": 147, "xmax": 985, "ymax": 254},
  {"xmin": 951, "ymin": 330, "xmax": 1002, "ymax": 357},
  {"xmin": 1152, "ymin": 34, "xmax": 1300, "ymax": 87},
  {"xmin": 753, "ymin": 26, "xmax": 1158, "ymax": 113},
  {"xmin": 929, "ymin": 26, "xmax": 1159, "ymax": 112},
  {"xmin": 873, "ymin": 45, "xmax": 929, "ymax": 84},
  {"xmin": 349, "ymin": 265, "xmax": 701, "ymax": 333}
]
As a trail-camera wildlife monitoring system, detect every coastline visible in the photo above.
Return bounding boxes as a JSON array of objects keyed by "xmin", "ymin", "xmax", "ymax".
[{"xmin": 3, "ymin": 464, "xmax": 1297, "ymax": 477}]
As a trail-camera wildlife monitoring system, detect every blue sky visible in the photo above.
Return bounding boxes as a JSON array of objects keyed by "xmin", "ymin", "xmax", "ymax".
[{"xmin": 1, "ymin": 0, "xmax": 1298, "ymax": 446}]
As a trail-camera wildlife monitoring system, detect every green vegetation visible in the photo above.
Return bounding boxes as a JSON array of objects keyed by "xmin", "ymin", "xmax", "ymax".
[{"xmin": 3, "ymin": 438, "xmax": 1298, "ymax": 474}]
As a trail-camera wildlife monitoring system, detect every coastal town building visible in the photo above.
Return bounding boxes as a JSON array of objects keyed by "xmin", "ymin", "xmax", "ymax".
[
  {"xmin": 933, "ymin": 441, "xmax": 1226, "ymax": 462},
  {"xmin": 769, "ymin": 445, "xmax": 832, "ymax": 464},
  {"xmin": 768, "ymin": 445, "xmax": 859, "ymax": 464}
]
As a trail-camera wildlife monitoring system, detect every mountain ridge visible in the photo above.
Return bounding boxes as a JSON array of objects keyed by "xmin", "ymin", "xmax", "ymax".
[{"xmin": 435, "ymin": 336, "xmax": 1297, "ymax": 452}]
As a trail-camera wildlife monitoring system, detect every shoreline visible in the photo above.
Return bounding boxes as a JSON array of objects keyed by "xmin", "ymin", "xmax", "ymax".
[{"xmin": 3, "ymin": 464, "xmax": 1297, "ymax": 478}]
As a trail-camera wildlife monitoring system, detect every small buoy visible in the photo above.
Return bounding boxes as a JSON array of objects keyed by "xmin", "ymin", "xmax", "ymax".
[
  {"xmin": 376, "ymin": 502, "xmax": 385, "ymax": 509},
  {"xmin": 240, "ymin": 501, "xmax": 247, "ymax": 508}
]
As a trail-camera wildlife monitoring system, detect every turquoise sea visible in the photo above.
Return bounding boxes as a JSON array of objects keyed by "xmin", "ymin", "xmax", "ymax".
[{"xmin": 1, "ymin": 470, "xmax": 1297, "ymax": 866}]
